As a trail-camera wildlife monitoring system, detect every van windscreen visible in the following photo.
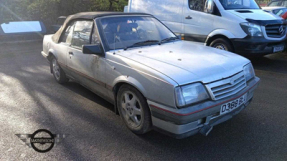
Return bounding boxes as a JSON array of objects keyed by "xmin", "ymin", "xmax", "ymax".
[{"xmin": 219, "ymin": 0, "xmax": 260, "ymax": 10}]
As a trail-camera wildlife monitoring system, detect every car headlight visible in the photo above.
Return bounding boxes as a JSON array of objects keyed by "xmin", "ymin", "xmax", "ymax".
[
  {"xmin": 240, "ymin": 22, "xmax": 263, "ymax": 37},
  {"xmin": 244, "ymin": 63, "xmax": 255, "ymax": 82},
  {"xmin": 175, "ymin": 83, "xmax": 210, "ymax": 107}
]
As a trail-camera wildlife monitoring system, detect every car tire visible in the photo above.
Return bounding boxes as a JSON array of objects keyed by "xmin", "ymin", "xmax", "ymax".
[
  {"xmin": 50, "ymin": 56, "xmax": 69, "ymax": 84},
  {"xmin": 210, "ymin": 38, "xmax": 233, "ymax": 52},
  {"xmin": 117, "ymin": 85, "xmax": 152, "ymax": 134}
]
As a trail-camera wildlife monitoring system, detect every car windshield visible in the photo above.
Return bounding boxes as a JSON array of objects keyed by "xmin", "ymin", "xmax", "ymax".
[
  {"xmin": 99, "ymin": 16, "xmax": 177, "ymax": 50},
  {"xmin": 219, "ymin": 0, "xmax": 260, "ymax": 10},
  {"xmin": 273, "ymin": 8, "xmax": 287, "ymax": 16},
  {"xmin": 0, "ymin": 21, "xmax": 43, "ymax": 34}
]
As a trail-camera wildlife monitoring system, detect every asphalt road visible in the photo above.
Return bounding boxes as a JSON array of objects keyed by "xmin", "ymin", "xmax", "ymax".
[{"xmin": 0, "ymin": 41, "xmax": 287, "ymax": 161}]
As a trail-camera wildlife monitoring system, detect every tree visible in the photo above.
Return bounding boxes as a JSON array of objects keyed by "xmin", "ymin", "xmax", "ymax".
[
  {"xmin": 0, "ymin": 0, "xmax": 128, "ymax": 32},
  {"xmin": 109, "ymin": 0, "xmax": 119, "ymax": 11}
]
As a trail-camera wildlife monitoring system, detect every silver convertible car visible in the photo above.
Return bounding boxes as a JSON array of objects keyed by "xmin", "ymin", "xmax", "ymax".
[{"xmin": 42, "ymin": 12, "xmax": 260, "ymax": 138}]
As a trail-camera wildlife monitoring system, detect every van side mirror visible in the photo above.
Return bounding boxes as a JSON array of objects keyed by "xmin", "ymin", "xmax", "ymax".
[
  {"xmin": 82, "ymin": 44, "xmax": 104, "ymax": 56},
  {"xmin": 205, "ymin": 0, "xmax": 214, "ymax": 14}
]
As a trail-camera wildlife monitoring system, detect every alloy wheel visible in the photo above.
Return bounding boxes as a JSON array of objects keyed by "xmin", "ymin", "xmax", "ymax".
[
  {"xmin": 120, "ymin": 91, "xmax": 143, "ymax": 128},
  {"xmin": 214, "ymin": 44, "xmax": 226, "ymax": 50},
  {"xmin": 52, "ymin": 59, "xmax": 60, "ymax": 80}
]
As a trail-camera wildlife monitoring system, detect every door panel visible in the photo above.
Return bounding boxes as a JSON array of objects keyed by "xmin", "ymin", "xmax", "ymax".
[
  {"xmin": 67, "ymin": 47, "xmax": 107, "ymax": 96},
  {"xmin": 55, "ymin": 43, "xmax": 71, "ymax": 74}
]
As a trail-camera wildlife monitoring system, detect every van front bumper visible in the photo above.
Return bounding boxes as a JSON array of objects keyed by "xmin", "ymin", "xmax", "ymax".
[
  {"xmin": 148, "ymin": 77, "xmax": 260, "ymax": 139},
  {"xmin": 231, "ymin": 36, "xmax": 286, "ymax": 56}
]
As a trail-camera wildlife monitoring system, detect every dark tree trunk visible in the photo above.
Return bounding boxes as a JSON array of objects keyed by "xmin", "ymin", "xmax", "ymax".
[{"xmin": 109, "ymin": 1, "xmax": 113, "ymax": 11}]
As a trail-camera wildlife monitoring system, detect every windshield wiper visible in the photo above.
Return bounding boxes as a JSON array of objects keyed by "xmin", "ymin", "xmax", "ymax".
[
  {"xmin": 159, "ymin": 36, "xmax": 178, "ymax": 44},
  {"xmin": 124, "ymin": 40, "xmax": 159, "ymax": 50}
]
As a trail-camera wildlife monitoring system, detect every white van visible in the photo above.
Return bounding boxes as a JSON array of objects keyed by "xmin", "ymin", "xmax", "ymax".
[{"xmin": 125, "ymin": 0, "xmax": 287, "ymax": 56}]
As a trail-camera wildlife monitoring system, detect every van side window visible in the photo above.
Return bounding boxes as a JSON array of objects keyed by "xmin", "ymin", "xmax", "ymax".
[{"xmin": 189, "ymin": 0, "xmax": 205, "ymax": 12}]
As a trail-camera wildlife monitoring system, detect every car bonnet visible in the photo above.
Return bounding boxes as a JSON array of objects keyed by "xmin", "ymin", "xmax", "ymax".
[{"xmin": 115, "ymin": 41, "xmax": 250, "ymax": 85}]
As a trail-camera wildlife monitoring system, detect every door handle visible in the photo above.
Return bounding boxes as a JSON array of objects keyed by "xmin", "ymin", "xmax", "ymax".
[
  {"xmin": 185, "ymin": 16, "xmax": 192, "ymax": 19},
  {"xmin": 69, "ymin": 52, "xmax": 74, "ymax": 55}
]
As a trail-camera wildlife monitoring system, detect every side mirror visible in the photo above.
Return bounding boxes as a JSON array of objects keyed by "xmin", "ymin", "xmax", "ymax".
[
  {"xmin": 82, "ymin": 44, "xmax": 105, "ymax": 56},
  {"xmin": 205, "ymin": 0, "xmax": 214, "ymax": 14}
]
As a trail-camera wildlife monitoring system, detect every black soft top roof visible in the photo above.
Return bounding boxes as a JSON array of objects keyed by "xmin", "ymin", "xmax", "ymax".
[{"xmin": 52, "ymin": 12, "xmax": 151, "ymax": 43}]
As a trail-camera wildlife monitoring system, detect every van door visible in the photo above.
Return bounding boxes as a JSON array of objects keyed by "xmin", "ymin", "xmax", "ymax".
[
  {"xmin": 130, "ymin": 0, "xmax": 185, "ymax": 34},
  {"xmin": 154, "ymin": 0, "xmax": 185, "ymax": 35},
  {"xmin": 183, "ymin": 0, "xmax": 215, "ymax": 43}
]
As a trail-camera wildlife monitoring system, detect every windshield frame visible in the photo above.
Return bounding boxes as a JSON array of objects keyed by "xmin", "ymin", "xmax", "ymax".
[
  {"xmin": 218, "ymin": 0, "xmax": 261, "ymax": 10},
  {"xmin": 96, "ymin": 15, "xmax": 178, "ymax": 51}
]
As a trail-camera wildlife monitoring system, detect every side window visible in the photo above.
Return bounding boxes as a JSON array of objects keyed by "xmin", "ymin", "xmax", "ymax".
[
  {"xmin": 189, "ymin": 0, "xmax": 205, "ymax": 12},
  {"xmin": 71, "ymin": 21, "xmax": 93, "ymax": 48},
  {"xmin": 60, "ymin": 22, "xmax": 75, "ymax": 44}
]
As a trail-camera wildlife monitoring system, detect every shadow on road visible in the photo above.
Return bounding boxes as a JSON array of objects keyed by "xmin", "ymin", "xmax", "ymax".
[
  {"xmin": 251, "ymin": 53, "xmax": 287, "ymax": 74},
  {"xmin": 62, "ymin": 81, "xmax": 114, "ymax": 112}
]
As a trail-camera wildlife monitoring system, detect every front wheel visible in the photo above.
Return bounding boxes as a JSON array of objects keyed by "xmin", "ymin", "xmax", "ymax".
[
  {"xmin": 210, "ymin": 38, "xmax": 233, "ymax": 52},
  {"xmin": 117, "ymin": 85, "xmax": 152, "ymax": 134}
]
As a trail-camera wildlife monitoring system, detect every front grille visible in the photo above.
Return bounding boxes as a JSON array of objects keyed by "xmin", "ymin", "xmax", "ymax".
[
  {"xmin": 265, "ymin": 24, "xmax": 286, "ymax": 38},
  {"xmin": 206, "ymin": 72, "xmax": 247, "ymax": 100}
]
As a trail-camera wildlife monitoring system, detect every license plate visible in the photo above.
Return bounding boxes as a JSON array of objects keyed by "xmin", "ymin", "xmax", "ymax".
[
  {"xmin": 220, "ymin": 94, "xmax": 246, "ymax": 115},
  {"xmin": 273, "ymin": 46, "xmax": 284, "ymax": 53}
]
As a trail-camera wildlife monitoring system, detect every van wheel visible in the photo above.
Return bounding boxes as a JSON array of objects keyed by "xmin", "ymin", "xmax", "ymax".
[
  {"xmin": 51, "ymin": 57, "xmax": 69, "ymax": 84},
  {"xmin": 210, "ymin": 38, "xmax": 233, "ymax": 52},
  {"xmin": 117, "ymin": 85, "xmax": 152, "ymax": 134}
]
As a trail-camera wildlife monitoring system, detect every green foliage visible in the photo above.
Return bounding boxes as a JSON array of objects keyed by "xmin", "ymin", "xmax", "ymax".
[
  {"xmin": 0, "ymin": 0, "xmax": 128, "ymax": 31},
  {"xmin": 91, "ymin": 0, "xmax": 128, "ymax": 11},
  {"xmin": 0, "ymin": 0, "xmax": 30, "ymax": 23}
]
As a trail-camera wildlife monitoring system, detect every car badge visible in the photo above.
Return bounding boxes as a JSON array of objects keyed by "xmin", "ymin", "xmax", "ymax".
[{"xmin": 279, "ymin": 25, "xmax": 285, "ymax": 35}]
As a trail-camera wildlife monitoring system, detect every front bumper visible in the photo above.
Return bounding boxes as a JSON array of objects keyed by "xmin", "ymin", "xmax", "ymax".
[
  {"xmin": 231, "ymin": 36, "xmax": 286, "ymax": 56},
  {"xmin": 148, "ymin": 77, "xmax": 260, "ymax": 139}
]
